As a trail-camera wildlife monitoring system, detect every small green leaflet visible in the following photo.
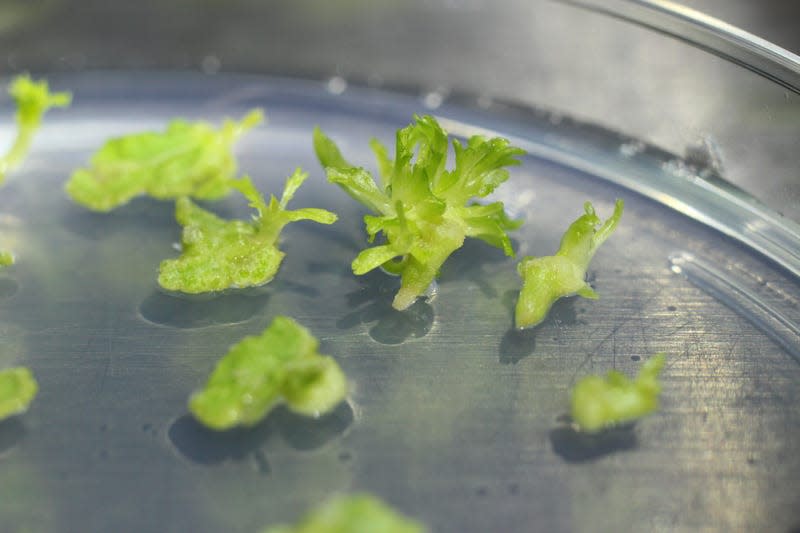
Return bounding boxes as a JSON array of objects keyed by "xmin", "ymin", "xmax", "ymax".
[
  {"xmin": 314, "ymin": 114, "xmax": 524, "ymax": 311},
  {"xmin": 571, "ymin": 353, "xmax": 665, "ymax": 432},
  {"xmin": 189, "ymin": 316, "xmax": 348, "ymax": 431},
  {"xmin": 158, "ymin": 169, "xmax": 337, "ymax": 294},
  {"xmin": 0, "ymin": 74, "xmax": 72, "ymax": 183},
  {"xmin": 261, "ymin": 494, "xmax": 427, "ymax": 533},
  {"xmin": 65, "ymin": 109, "xmax": 263, "ymax": 212},
  {"xmin": 515, "ymin": 199, "xmax": 623, "ymax": 329},
  {"xmin": 0, "ymin": 367, "xmax": 38, "ymax": 421}
]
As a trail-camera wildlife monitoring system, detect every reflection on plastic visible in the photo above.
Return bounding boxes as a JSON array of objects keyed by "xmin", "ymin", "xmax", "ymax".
[
  {"xmin": 273, "ymin": 401, "xmax": 354, "ymax": 451},
  {"xmin": 338, "ymin": 271, "xmax": 434, "ymax": 345},
  {"xmin": 549, "ymin": 423, "xmax": 637, "ymax": 463},
  {"xmin": 499, "ymin": 328, "xmax": 537, "ymax": 365},
  {"xmin": 168, "ymin": 402, "xmax": 353, "ymax": 466},
  {"xmin": 139, "ymin": 290, "xmax": 270, "ymax": 328}
]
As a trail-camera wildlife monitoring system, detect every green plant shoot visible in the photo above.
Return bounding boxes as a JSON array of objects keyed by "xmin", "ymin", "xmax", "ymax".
[
  {"xmin": 515, "ymin": 199, "xmax": 623, "ymax": 329},
  {"xmin": 1, "ymin": 75, "xmax": 71, "ymax": 265},
  {"xmin": 262, "ymin": 494, "xmax": 427, "ymax": 533},
  {"xmin": 1, "ymin": 74, "xmax": 71, "ymax": 183},
  {"xmin": 571, "ymin": 353, "xmax": 665, "ymax": 433},
  {"xmin": 314, "ymin": 115, "xmax": 525, "ymax": 311},
  {"xmin": 158, "ymin": 169, "xmax": 337, "ymax": 293},
  {"xmin": 189, "ymin": 316, "xmax": 348, "ymax": 431},
  {"xmin": 65, "ymin": 109, "xmax": 263, "ymax": 212},
  {"xmin": 0, "ymin": 367, "xmax": 38, "ymax": 421}
]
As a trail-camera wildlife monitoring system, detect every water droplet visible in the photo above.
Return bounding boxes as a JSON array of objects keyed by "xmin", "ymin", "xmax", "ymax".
[
  {"xmin": 423, "ymin": 91, "xmax": 444, "ymax": 110},
  {"xmin": 669, "ymin": 253, "xmax": 690, "ymax": 276},
  {"xmin": 168, "ymin": 415, "xmax": 272, "ymax": 465},
  {"xmin": 201, "ymin": 55, "xmax": 221, "ymax": 75},
  {"xmin": 368, "ymin": 299, "xmax": 435, "ymax": 345},
  {"xmin": 423, "ymin": 280, "xmax": 439, "ymax": 302},
  {"xmin": 499, "ymin": 328, "xmax": 537, "ymax": 365},
  {"xmin": 619, "ymin": 140, "xmax": 645, "ymax": 158},
  {"xmin": 139, "ymin": 289, "xmax": 270, "ymax": 329},
  {"xmin": 274, "ymin": 402, "xmax": 354, "ymax": 451},
  {"xmin": 550, "ymin": 425, "xmax": 637, "ymax": 463},
  {"xmin": 326, "ymin": 76, "xmax": 347, "ymax": 95},
  {"xmin": 667, "ymin": 305, "xmax": 677, "ymax": 312}
]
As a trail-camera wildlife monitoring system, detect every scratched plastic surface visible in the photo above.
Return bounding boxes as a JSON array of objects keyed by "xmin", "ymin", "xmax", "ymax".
[{"xmin": 0, "ymin": 74, "xmax": 798, "ymax": 533}]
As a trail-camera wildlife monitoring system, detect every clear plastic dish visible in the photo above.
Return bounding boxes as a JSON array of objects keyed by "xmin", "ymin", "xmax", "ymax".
[{"xmin": 0, "ymin": 73, "xmax": 798, "ymax": 532}]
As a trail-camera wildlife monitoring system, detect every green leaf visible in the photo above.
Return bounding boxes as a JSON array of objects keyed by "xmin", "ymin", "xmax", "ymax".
[
  {"xmin": 369, "ymin": 137, "xmax": 393, "ymax": 188},
  {"xmin": 0, "ymin": 367, "xmax": 38, "ymax": 421},
  {"xmin": 571, "ymin": 353, "xmax": 665, "ymax": 432},
  {"xmin": 326, "ymin": 166, "xmax": 391, "ymax": 215},
  {"xmin": 261, "ymin": 494, "xmax": 427, "ymax": 533},
  {"xmin": 315, "ymin": 115, "xmax": 524, "ymax": 310},
  {"xmin": 0, "ymin": 74, "xmax": 71, "ymax": 183},
  {"xmin": 158, "ymin": 170, "xmax": 337, "ymax": 294},
  {"xmin": 515, "ymin": 199, "xmax": 623, "ymax": 329},
  {"xmin": 313, "ymin": 125, "xmax": 353, "ymax": 170},
  {"xmin": 352, "ymin": 244, "xmax": 403, "ymax": 275},
  {"xmin": 437, "ymin": 136, "xmax": 524, "ymax": 202},
  {"xmin": 189, "ymin": 316, "xmax": 348, "ymax": 430},
  {"xmin": 462, "ymin": 201, "xmax": 523, "ymax": 256},
  {"xmin": 65, "ymin": 109, "xmax": 263, "ymax": 212}
]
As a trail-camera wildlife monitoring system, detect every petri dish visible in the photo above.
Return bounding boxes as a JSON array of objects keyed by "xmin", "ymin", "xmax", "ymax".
[{"xmin": 0, "ymin": 72, "xmax": 797, "ymax": 532}]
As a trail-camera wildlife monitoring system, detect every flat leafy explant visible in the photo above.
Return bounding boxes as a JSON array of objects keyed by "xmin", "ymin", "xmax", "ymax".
[
  {"xmin": 314, "ymin": 115, "xmax": 524, "ymax": 311},
  {"xmin": 189, "ymin": 316, "xmax": 348, "ymax": 430},
  {"xmin": 515, "ymin": 199, "xmax": 623, "ymax": 329},
  {"xmin": 571, "ymin": 353, "xmax": 665, "ymax": 433},
  {"xmin": 65, "ymin": 109, "xmax": 263, "ymax": 212},
  {"xmin": 0, "ymin": 367, "xmax": 38, "ymax": 421},
  {"xmin": 1, "ymin": 74, "xmax": 72, "ymax": 184},
  {"xmin": 158, "ymin": 169, "xmax": 337, "ymax": 293},
  {"xmin": 262, "ymin": 493, "xmax": 427, "ymax": 533}
]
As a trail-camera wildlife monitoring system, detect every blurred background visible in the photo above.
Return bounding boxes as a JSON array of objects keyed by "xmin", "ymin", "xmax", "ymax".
[{"xmin": 1, "ymin": 0, "xmax": 798, "ymax": 222}]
